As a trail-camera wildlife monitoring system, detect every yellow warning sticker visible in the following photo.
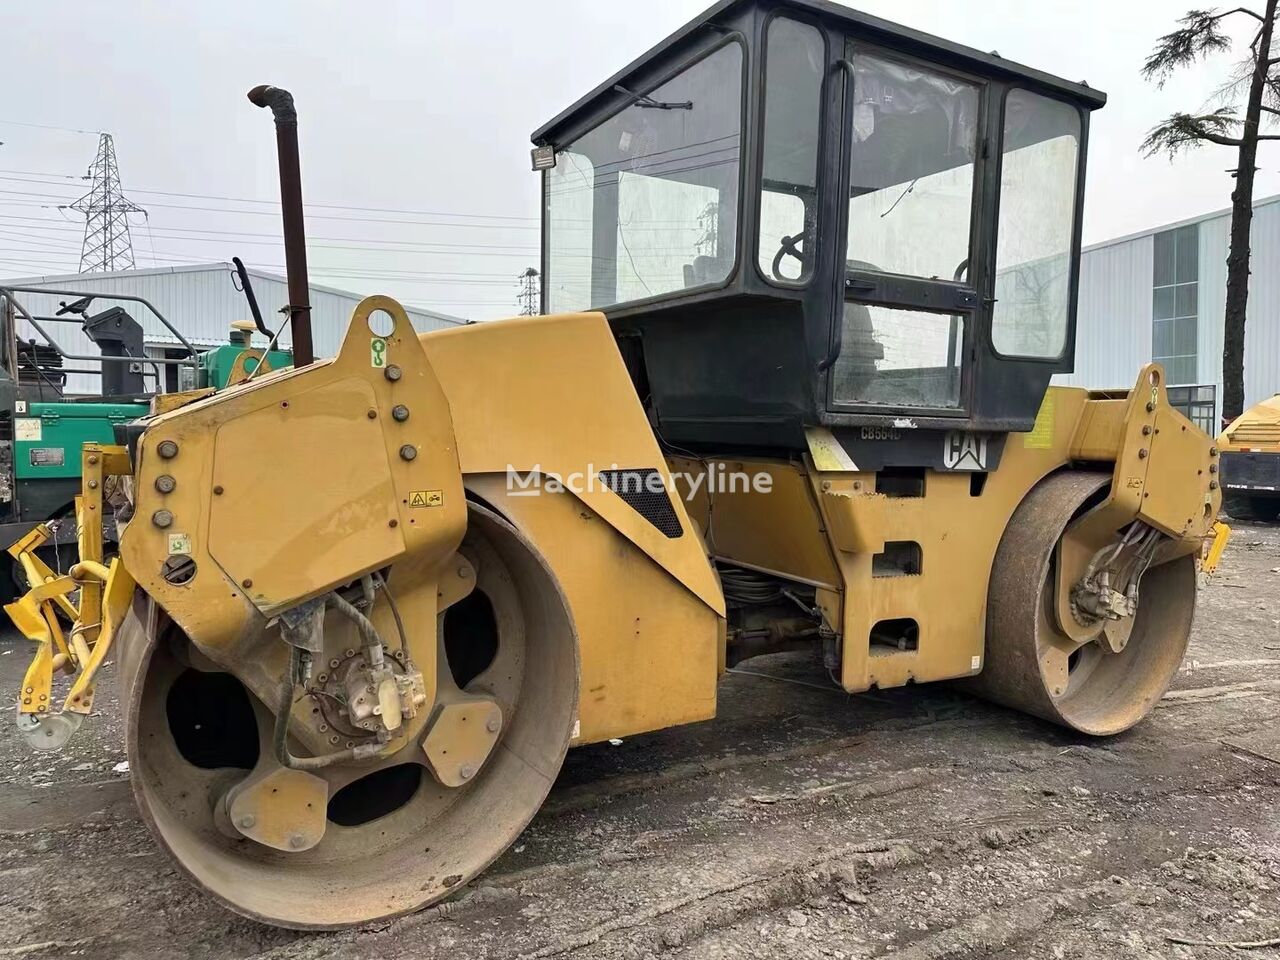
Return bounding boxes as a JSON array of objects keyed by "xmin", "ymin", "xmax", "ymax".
[
  {"xmin": 408, "ymin": 489, "xmax": 443, "ymax": 508},
  {"xmin": 1023, "ymin": 391, "xmax": 1055, "ymax": 449}
]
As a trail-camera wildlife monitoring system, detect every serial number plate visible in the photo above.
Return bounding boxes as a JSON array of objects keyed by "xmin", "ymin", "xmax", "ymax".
[
  {"xmin": 859, "ymin": 426, "xmax": 902, "ymax": 441},
  {"xmin": 29, "ymin": 447, "xmax": 65, "ymax": 467}
]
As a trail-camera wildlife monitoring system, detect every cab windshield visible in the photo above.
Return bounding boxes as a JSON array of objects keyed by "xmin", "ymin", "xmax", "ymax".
[
  {"xmin": 845, "ymin": 52, "xmax": 979, "ymax": 284},
  {"xmin": 544, "ymin": 42, "xmax": 744, "ymax": 313}
]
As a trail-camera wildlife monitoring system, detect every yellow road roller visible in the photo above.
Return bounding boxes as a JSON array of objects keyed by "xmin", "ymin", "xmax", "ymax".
[{"xmin": 8, "ymin": 0, "xmax": 1221, "ymax": 929}]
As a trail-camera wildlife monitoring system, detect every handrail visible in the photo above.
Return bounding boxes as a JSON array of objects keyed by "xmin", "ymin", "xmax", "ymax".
[
  {"xmin": 0, "ymin": 285, "xmax": 200, "ymax": 358},
  {"xmin": 0, "ymin": 288, "xmax": 199, "ymax": 393}
]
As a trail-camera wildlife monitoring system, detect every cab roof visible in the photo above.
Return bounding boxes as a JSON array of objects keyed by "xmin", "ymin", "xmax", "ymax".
[{"xmin": 531, "ymin": 0, "xmax": 1106, "ymax": 147}]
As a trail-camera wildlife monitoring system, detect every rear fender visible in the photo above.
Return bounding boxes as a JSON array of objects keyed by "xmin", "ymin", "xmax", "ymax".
[{"xmin": 420, "ymin": 312, "xmax": 725, "ymax": 743}]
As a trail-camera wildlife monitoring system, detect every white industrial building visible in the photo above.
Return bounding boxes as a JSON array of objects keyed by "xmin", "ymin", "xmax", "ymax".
[
  {"xmin": 0, "ymin": 262, "xmax": 463, "ymax": 394},
  {"xmin": 1060, "ymin": 193, "xmax": 1280, "ymax": 433}
]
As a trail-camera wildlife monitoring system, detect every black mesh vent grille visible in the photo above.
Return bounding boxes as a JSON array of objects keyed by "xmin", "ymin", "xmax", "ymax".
[{"xmin": 598, "ymin": 469, "xmax": 683, "ymax": 539}]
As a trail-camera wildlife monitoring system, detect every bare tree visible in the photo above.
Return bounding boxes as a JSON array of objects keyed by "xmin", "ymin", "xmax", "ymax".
[{"xmin": 1142, "ymin": 2, "xmax": 1280, "ymax": 422}]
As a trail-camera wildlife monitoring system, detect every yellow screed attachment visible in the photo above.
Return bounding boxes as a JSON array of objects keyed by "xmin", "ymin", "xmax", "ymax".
[{"xmin": 8, "ymin": 444, "xmax": 136, "ymax": 751}]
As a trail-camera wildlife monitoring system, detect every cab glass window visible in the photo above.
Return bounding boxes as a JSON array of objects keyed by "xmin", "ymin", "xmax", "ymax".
[
  {"xmin": 831, "ymin": 304, "xmax": 963, "ymax": 408},
  {"xmin": 845, "ymin": 52, "xmax": 979, "ymax": 282},
  {"xmin": 545, "ymin": 43, "xmax": 744, "ymax": 312},
  {"xmin": 990, "ymin": 90, "xmax": 1081, "ymax": 359},
  {"xmin": 758, "ymin": 17, "xmax": 823, "ymax": 285}
]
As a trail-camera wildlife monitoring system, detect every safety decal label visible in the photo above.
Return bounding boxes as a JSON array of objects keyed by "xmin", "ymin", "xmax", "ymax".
[
  {"xmin": 1023, "ymin": 391, "xmax": 1055, "ymax": 449},
  {"xmin": 370, "ymin": 337, "xmax": 388, "ymax": 368},
  {"xmin": 15, "ymin": 418, "xmax": 41, "ymax": 442},
  {"xmin": 168, "ymin": 533, "xmax": 192, "ymax": 556},
  {"xmin": 408, "ymin": 489, "xmax": 443, "ymax": 508}
]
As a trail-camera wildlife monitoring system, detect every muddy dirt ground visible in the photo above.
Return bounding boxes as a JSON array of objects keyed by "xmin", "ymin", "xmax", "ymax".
[{"xmin": 2, "ymin": 524, "xmax": 1280, "ymax": 959}]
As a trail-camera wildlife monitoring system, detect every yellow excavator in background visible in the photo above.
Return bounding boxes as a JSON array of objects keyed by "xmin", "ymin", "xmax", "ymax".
[{"xmin": 7, "ymin": 0, "xmax": 1225, "ymax": 930}]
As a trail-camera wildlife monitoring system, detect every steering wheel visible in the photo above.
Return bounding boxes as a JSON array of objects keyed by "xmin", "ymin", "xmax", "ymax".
[{"xmin": 771, "ymin": 233, "xmax": 806, "ymax": 283}]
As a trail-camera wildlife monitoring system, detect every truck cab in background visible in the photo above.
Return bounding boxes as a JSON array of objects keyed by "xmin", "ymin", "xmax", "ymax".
[{"xmin": 1220, "ymin": 394, "xmax": 1280, "ymax": 521}]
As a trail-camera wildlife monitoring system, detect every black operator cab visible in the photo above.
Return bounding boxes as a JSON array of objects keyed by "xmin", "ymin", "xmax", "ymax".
[{"xmin": 531, "ymin": 0, "xmax": 1104, "ymax": 460}]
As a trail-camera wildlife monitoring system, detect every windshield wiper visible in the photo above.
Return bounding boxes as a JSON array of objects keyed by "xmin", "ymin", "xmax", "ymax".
[
  {"xmin": 613, "ymin": 84, "xmax": 693, "ymax": 111},
  {"xmin": 879, "ymin": 177, "xmax": 920, "ymax": 219}
]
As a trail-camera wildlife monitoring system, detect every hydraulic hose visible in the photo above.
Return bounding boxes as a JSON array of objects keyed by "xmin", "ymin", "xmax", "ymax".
[{"xmin": 273, "ymin": 592, "xmax": 389, "ymax": 771}]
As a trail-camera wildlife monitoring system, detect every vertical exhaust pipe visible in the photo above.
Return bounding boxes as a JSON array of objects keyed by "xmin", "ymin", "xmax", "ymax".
[{"xmin": 247, "ymin": 85, "xmax": 315, "ymax": 367}]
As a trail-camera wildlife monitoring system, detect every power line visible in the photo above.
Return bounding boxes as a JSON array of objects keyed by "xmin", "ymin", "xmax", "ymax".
[
  {"xmin": 0, "ymin": 265, "xmax": 518, "ymax": 306},
  {"xmin": 0, "ymin": 180, "xmax": 543, "ymax": 231},
  {"xmin": 0, "ymin": 169, "xmax": 541, "ymax": 221},
  {"xmin": 0, "ymin": 212, "xmax": 541, "ymax": 256},
  {"xmin": 0, "ymin": 170, "xmax": 698, "ymax": 227},
  {"xmin": 0, "ymin": 239, "xmax": 547, "ymax": 285},
  {"xmin": 0, "ymin": 245, "xmax": 533, "ymax": 284},
  {"xmin": 0, "ymin": 250, "xmax": 540, "ymax": 308},
  {"xmin": 0, "ymin": 120, "xmax": 101, "ymax": 136},
  {"xmin": 1, "ymin": 182, "xmax": 690, "ymax": 233},
  {"xmin": 0, "ymin": 160, "xmax": 719, "ymax": 297},
  {"xmin": 0, "ymin": 212, "xmax": 699, "ymax": 262},
  {"xmin": 0, "ymin": 228, "xmax": 83, "ymax": 249},
  {"xmin": 0, "ymin": 211, "xmax": 706, "ymax": 268}
]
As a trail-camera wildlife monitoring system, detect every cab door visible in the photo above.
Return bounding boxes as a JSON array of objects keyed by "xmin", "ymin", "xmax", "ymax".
[{"xmin": 828, "ymin": 44, "xmax": 988, "ymax": 419}]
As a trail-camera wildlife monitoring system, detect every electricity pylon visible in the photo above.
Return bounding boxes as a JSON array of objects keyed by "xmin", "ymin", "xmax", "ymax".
[{"xmin": 69, "ymin": 133, "xmax": 145, "ymax": 272}]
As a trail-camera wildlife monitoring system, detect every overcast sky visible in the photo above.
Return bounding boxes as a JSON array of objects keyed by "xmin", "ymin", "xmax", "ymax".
[{"xmin": 2, "ymin": 0, "xmax": 1275, "ymax": 321}]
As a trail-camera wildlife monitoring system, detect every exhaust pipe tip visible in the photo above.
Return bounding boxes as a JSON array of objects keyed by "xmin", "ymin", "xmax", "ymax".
[{"xmin": 247, "ymin": 85, "xmax": 297, "ymax": 125}]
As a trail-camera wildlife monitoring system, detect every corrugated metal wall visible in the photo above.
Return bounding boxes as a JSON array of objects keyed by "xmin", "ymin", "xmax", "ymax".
[
  {"xmin": 1060, "ymin": 196, "xmax": 1280, "ymax": 424},
  {"xmin": 1058, "ymin": 233, "xmax": 1153, "ymax": 391},
  {"xmin": 1, "ymin": 264, "xmax": 462, "ymax": 394},
  {"xmin": 1197, "ymin": 211, "xmax": 1228, "ymax": 408},
  {"xmin": 1240, "ymin": 201, "xmax": 1280, "ymax": 414}
]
